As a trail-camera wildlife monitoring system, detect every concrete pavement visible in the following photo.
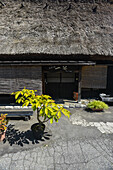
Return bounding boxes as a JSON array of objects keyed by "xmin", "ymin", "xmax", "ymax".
[
  {"xmin": 0, "ymin": 107, "xmax": 113, "ymax": 170},
  {"xmin": 70, "ymin": 107, "xmax": 113, "ymax": 134}
]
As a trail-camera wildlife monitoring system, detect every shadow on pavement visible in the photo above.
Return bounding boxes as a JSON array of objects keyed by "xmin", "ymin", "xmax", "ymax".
[
  {"xmin": 84, "ymin": 108, "xmax": 104, "ymax": 113},
  {"xmin": 3, "ymin": 124, "xmax": 52, "ymax": 147}
]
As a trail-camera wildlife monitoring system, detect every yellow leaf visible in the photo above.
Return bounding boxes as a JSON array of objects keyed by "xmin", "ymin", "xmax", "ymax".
[
  {"xmin": 40, "ymin": 109, "xmax": 43, "ymax": 115},
  {"xmin": 48, "ymin": 107, "xmax": 53, "ymax": 112},
  {"xmin": 45, "ymin": 108, "xmax": 48, "ymax": 115},
  {"xmin": 57, "ymin": 111, "xmax": 61, "ymax": 118},
  {"xmin": 45, "ymin": 103, "xmax": 48, "ymax": 107},
  {"xmin": 15, "ymin": 92, "xmax": 21, "ymax": 99},
  {"xmin": 36, "ymin": 102, "xmax": 40, "ymax": 108},
  {"xmin": 50, "ymin": 118, "xmax": 53, "ymax": 124},
  {"xmin": 62, "ymin": 109, "xmax": 70, "ymax": 118},
  {"xmin": 53, "ymin": 106, "xmax": 59, "ymax": 111}
]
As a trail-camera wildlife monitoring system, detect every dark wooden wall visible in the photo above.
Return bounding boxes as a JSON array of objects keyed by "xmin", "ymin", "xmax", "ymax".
[
  {"xmin": 106, "ymin": 66, "xmax": 113, "ymax": 96},
  {"xmin": 0, "ymin": 65, "xmax": 42, "ymax": 94}
]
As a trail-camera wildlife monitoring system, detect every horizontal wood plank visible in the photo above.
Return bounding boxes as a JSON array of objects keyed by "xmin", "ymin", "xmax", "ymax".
[{"xmin": 0, "ymin": 66, "xmax": 42, "ymax": 94}]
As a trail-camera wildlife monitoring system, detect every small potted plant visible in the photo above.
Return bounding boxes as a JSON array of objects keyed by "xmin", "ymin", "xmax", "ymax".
[
  {"xmin": 0, "ymin": 114, "xmax": 8, "ymax": 141},
  {"xmin": 12, "ymin": 88, "xmax": 70, "ymax": 139},
  {"xmin": 87, "ymin": 100, "xmax": 109, "ymax": 111}
]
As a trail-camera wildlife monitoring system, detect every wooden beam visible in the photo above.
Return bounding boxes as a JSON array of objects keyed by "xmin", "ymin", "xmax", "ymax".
[
  {"xmin": 0, "ymin": 61, "xmax": 96, "ymax": 66},
  {"xmin": 90, "ymin": 55, "xmax": 113, "ymax": 61}
]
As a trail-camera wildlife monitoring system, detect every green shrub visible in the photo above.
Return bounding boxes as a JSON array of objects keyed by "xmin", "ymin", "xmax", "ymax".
[
  {"xmin": 87, "ymin": 100, "xmax": 108, "ymax": 110},
  {"xmin": 12, "ymin": 88, "xmax": 70, "ymax": 125}
]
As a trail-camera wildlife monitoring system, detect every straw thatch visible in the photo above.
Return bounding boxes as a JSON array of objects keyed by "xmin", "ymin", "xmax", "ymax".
[{"xmin": 0, "ymin": 0, "xmax": 113, "ymax": 56}]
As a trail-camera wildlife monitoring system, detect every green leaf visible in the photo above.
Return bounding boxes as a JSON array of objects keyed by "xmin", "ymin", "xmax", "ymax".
[
  {"xmin": 54, "ymin": 116, "xmax": 59, "ymax": 122},
  {"xmin": 87, "ymin": 100, "xmax": 108, "ymax": 110},
  {"xmin": 31, "ymin": 104, "xmax": 36, "ymax": 111},
  {"xmin": 44, "ymin": 114, "xmax": 47, "ymax": 120}
]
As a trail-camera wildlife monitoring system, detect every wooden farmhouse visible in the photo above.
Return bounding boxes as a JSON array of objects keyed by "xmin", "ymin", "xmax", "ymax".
[{"xmin": 0, "ymin": 0, "xmax": 113, "ymax": 103}]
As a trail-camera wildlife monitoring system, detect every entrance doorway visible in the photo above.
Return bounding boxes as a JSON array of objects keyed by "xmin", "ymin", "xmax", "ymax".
[{"xmin": 43, "ymin": 66, "xmax": 79, "ymax": 99}]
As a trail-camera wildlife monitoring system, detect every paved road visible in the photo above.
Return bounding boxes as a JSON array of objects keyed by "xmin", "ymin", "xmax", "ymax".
[{"xmin": 0, "ymin": 108, "xmax": 113, "ymax": 170}]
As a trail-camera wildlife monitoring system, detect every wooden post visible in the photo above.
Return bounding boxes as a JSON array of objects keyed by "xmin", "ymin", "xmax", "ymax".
[
  {"xmin": 42, "ymin": 67, "xmax": 45, "ymax": 94},
  {"xmin": 78, "ymin": 66, "xmax": 82, "ymax": 102}
]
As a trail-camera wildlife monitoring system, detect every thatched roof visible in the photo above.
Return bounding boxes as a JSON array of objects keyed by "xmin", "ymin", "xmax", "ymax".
[{"xmin": 0, "ymin": 0, "xmax": 113, "ymax": 56}]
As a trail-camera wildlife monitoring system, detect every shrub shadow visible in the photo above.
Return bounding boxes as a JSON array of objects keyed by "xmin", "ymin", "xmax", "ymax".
[
  {"xmin": 3, "ymin": 124, "xmax": 52, "ymax": 147},
  {"xmin": 85, "ymin": 108, "xmax": 104, "ymax": 113}
]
